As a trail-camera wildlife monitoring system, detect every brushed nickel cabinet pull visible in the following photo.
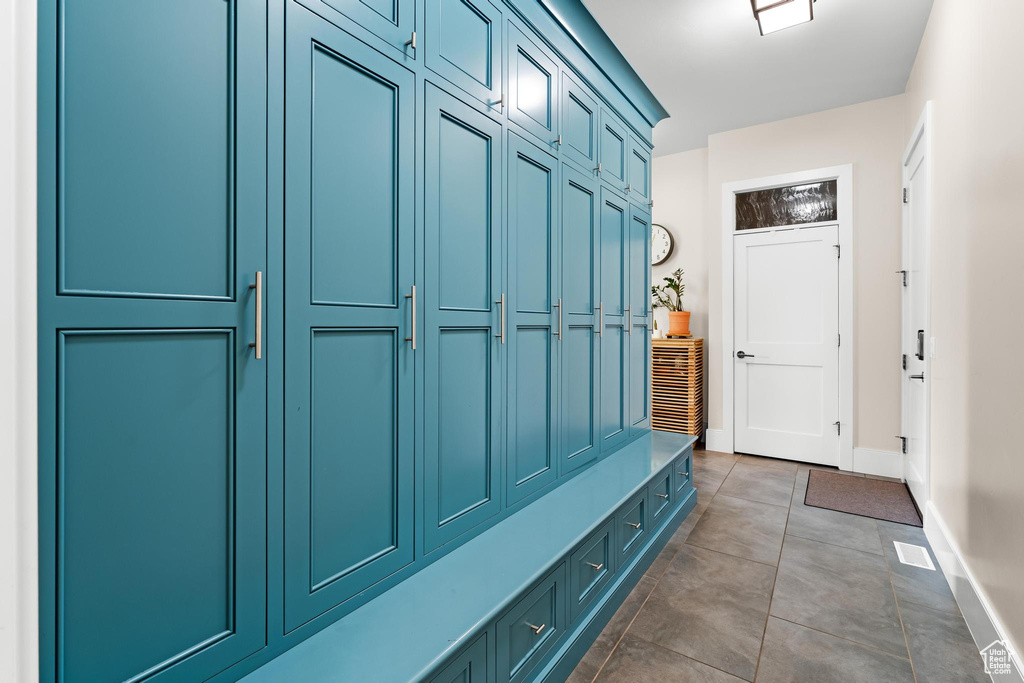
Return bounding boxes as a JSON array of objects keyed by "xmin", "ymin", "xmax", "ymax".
[
  {"xmin": 678, "ymin": 471, "xmax": 689, "ymax": 477},
  {"xmin": 555, "ymin": 298, "xmax": 562, "ymax": 340},
  {"xmin": 626, "ymin": 521, "xmax": 640, "ymax": 529},
  {"xmin": 595, "ymin": 302, "xmax": 603, "ymax": 337},
  {"xmin": 404, "ymin": 286, "xmax": 416, "ymax": 350},
  {"xmin": 586, "ymin": 562, "xmax": 604, "ymax": 571},
  {"xmin": 655, "ymin": 493, "xmax": 668, "ymax": 499},
  {"xmin": 556, "ymin": 134, "xmax": 562, "ymax": 146},
  {"xmin": 249, "ymin": 271, "xmax": 263, "ymax": 360},
  {"xmin": 526, "ymin": 622, "xmax": 546, "ymax": 635},
  {"xmin": 405, "ymin": 31, "xmax": 416, "ymax": 49},
  {"xmin": 496, "ymin": 294, "xmax": 505, "ymax": 344},
  {"xmin": 625, "ymin": 306, "xmax": 631, "ymax": 335}
]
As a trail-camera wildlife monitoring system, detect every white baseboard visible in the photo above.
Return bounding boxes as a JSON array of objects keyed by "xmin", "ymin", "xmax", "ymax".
[
  {"xmin": 703, "ymin": 429, "xmax": 731, "ymax": 453},
  {"xmin": 924, "ymin": 502, "xmax": 1023, "ymax": 682},
  {"xmin": 852, "ymin": 448, "xmax": 903, "ymax": 479}
]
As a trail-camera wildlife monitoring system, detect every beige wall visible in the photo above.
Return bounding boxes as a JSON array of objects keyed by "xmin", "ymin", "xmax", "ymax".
[{"xmin": 903, "ymin": 0, "xmax": 1024, "ymax": 652}]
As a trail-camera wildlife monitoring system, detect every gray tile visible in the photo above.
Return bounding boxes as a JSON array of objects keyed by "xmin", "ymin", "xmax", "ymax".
[
  {"xmin": 770, "ymin": 536, "xmax": 907, "ymax": 657},
  {"xmin": 900, "ymin": 601, "xmax": 988, "ymax": 683},
  {"xmin": 785, "ymin": 502, "xmax": 883, "ymax": 555},
  {"xmin": 718, "ymin": 464, "xmax": 795, "ymax": 508},
  {"xmin": 694, "ymin": 450, "xmax": 739, "ymax": 478},
  {"xmin": 570, "ymin": 575, "xmax": 658, "ymax": 681},
  {"xmin": 755, "ymin": 617, "xmax": 914, "ymax": 683},
  {"xmin": 694, "ymin": 470, "xmax": 727, "ymax": 497},
  {"xmin": 686, "ymin": 494, "xmax": 789, "ymax": 566},
  {"xmin": 596, "ymin": 634, "xmax": 745, "ymax": 682},
  {"xmin": 629, "ymin": 544, "xmax": 776, "ymax": 681},
  {"xmin": 645, "ymin": 542, "xmax": 680, "ymax": 580},
  {"xmin": 736, "ymin": 454, "xmax": 799, "ymax": 473},
  {"xmin": 876, "ymin": 521, "xmax": 959, "ymax": 614}
]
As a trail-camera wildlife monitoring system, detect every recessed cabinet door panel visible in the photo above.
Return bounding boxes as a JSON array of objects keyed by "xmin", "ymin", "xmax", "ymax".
[
  {"xmin": 507, "ymin": 22, "xmax": 559, "ymax": 152},
  {"xmin": 560, "ymin": 72, "xmax": 599, "ymax": 172},
  {"xmin": 628, "ymin": 135, "xmax": 651, "ymax": 205},
  {"xmin": 41, "ymin": 2, "xmax": 268, "ymax": 680},
  {"xmin": 600, "ymin": 188, "xmax": 629, "ymax": 451},
  {"xmin": 424, "ymin": 84, "xmax": 504, "ymax": 551},
  {"xmin": 560, "ymin": 164, "xmax": 600, "ymax": 474},
  {"xmin": 507, "ymin": 133, "xmax": 558, "ymax": 505},
  {"xmin": 629, "ymin": 207, "xmax": 651, "ymax": 433},
  {"xmin": 429, "ymin": 632, "xmax": 492, "ymax": 683},
  {"xmin": 497, "ymin": 564, "xmax": 567, "ymax": 683},
  {"xmin": 426, "ymin": 0, "xmax": 502, "ymax": 108},
  {"xmin": 305, "ymin": 0, "xmax": 417, "ymax": 58},
  {"xmin": 598, "ymin": 109, "xmax": 628, "ymax": 189},
  {"xmin": 284, "ymin": 8, "xmax": 415, "ymax": 630}
]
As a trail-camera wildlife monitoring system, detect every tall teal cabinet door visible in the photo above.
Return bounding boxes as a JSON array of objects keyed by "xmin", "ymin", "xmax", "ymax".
[
  {"xmin": 424, "ymin": 84, "xmax": 504, "ymax": 551},
  {"xmin": 506, "ymin": 132, "xmax": 559, "ymax": 505},
  {"xmin": 559, "ymin": 72, "xmax": 599, "ymax": 173},
  {"xmin": 629, "ymin": 207, "xmax": 652, "ymax": 434},
  {"xmin": 599, "ymin": 187, "xmax": 630, "ymax": 451},
  {"xmin": 283, "ymin": 6, "xmax": 415, "ymax": 630},
  {"xmin": 38, "ymin": 0, "xmax": 267, "ymax": 680},
  {"xmin": 560, "ymin": 163, "xmax": 601, "ymax": 475}
]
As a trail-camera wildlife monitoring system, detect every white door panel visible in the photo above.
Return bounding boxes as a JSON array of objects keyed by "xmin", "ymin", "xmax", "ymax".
[{"xmin": 734, "ymin": 226, "xmax": 839, "ymax": 465}]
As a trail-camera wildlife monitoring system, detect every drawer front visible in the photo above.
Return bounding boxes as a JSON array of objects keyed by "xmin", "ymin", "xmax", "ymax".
[
  {"xmin": 497, "ymin": 563, "xmax": 567, "ymax": 683},
  {"xmin": 617, "ymin": 489, "xmax": 648, "ymax": 563},
  {"xmin": 650, "ymin": 471, "xmax": 672, "ymax": 523},
  {"xmin": 673, "ymin": 450, "xmax": 692, "ymax": 497},
  {"xmin": 430, "ymin": 632, "xmax": 491, "ymax": 683},
  {"xmin": 568, "ymin": 519, "xmax": 614, "ymax": 623}
]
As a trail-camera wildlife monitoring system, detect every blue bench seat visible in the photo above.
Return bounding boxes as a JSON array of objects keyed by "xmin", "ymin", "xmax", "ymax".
[{"xmin": 243, "ymin": 431, "xmax": 698, "ymax": 683}]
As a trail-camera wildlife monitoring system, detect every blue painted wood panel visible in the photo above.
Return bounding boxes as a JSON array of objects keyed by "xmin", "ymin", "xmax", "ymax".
[
  {"xmin": 429, "ymin": 632, "xmax": 493, "ymax": 683},
  {"xmin": 560, "ymin": 163, "xmax": 600, "ymax": 475},
  {"xmin": 424, "ymin": 83, "xmax": 504, "ymax": 551},
  {"xmin": 507, "ymin": 21, "xmax": 559, "ymax": 153},
  {"xmin": 560, "ymin": 71, "xmax": 599, "ymax": 173},
  {"xmin": 568, "ymin": 519, "xmax": 614, "ymax": 623},
  {"xmin": 600, "ymin": 187, "xmax": 630, "ymax": 451},
  {"xmin": 283, "ymin": 7, "xmax": 415, "ymax": 630},
  {"xmin": 628, "ymin": 135, "xmax": 652, "ymax": 205},
  {"xmin": 496, "ymin": 564, "xmax": 568, "ymax": 683},
  {"xmin": 629, "ymin": 206, "xmax": 651, "ymax": 433},
  {"xmin": 507, "ymin": 132, "xmax": 559, "ymax": 504},
  {"xmin": 617, "ymin": 489, "xmax": 648, "ymax": 563},
  {"xmin": 598, "ymin": 109, "xmax": 628, "ymax": 189},
  {"xmin": 426, "ymin": 0, "xmax": 502, "ymax": 108},
  {"xmin": 304, "ymin": 0, "xmax": 418, "ymax": 57}
]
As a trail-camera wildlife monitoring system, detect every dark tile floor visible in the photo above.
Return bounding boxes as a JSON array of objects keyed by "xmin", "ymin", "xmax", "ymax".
[{"xmin": 567, "ymin": 447, "xmax": 990, "ymax": 682}]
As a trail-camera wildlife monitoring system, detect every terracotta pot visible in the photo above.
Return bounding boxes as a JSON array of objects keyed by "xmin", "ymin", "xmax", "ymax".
[{"xmin": 667, "ymin": 311, "xmax": 691, "ymax": 337}]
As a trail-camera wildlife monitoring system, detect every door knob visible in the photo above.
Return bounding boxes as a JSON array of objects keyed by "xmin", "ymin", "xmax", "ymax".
[{"xmin": 736, "ymin": 350, "xmax": 755, "ymax": 359}]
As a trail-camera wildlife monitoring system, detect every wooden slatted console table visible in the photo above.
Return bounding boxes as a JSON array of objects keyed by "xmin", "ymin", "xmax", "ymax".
[{"xmin": 652, "ymin": 338, "xmax": 704, "ymax": 437}]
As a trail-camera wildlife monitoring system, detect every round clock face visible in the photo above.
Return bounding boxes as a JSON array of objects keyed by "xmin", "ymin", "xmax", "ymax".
[{"xmin": 651, "ymin": 224, "xmax": 674, "ymax": 266}]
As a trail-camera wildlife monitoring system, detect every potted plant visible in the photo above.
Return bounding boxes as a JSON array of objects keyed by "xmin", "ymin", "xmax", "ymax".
[{"xmin": 652, "ymin": 268, "xmax": 690, "ymax": 337}]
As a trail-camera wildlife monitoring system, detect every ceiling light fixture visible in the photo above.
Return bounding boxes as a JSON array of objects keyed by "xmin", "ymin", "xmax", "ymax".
[{"xmin": 751, "ymin": 0, "xmax": 814, "ymax": 36}]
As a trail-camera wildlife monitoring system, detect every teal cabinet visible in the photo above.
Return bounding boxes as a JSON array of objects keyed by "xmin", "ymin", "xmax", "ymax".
[
  {"xmin": 507, "ymin": 21, "xmax": 559, "ymax": 152},
  {"xmin": 507, "ymin": 132, "xmax": 560, "ymax": 505},
  {"xmin": 559, "ymin": 164, "xmax": 601, "ymax": 475},
  {"xmin": 283, "ymin": 7, "xmax": 416, "ymax": 630},
  {"xmin": 496, "ymin": 564, "xmax": 568, "ymax": 683},
  {"xmin": 430, "ymin": 632, "xmax": 493, "ymax": 683},
  {"xmin": 424, "ymin": 84, "xmax": 505, "ymax": 551},
  {"xmin": 600, "ymin": 187, "xmax": 630, "ymax": 452},
  {"xmin": 673, "ymin": 451, "xmax": 692, "ymax": 497},
  {"xmin": 617, "ymin": 489, "xmax": 648, "ymax": 564},
  {"xmin": 650, "ymin": 471, "xmax": 673, "ymax": 524},
  {"xmin": 627, "ymin": 135, "xmax": 652, "ymax": 205},
  {"xmin": 426, "ymin": 0, "xmax": 503, "ymax": 109},
  {"xmin": 303, "ymin": 0, "xmax": 418, "ymax": 58},
  {"xmin": 598, "ymin": 109, "xmax": 628, "ymax": 190},
  {"xmin": 560, "ymin": 72, "xmax": 599, "ymax": 173},
  {"xmin": 629, "ymin": 207, "xmax": 652, "ymax": 434},
  {"xmin": 568, "ymin": 519, "xmax": 615, "ymax": 623},
  {"xmin": 38, "ymin": 0, "xmax": 268, "ymax": 679}
]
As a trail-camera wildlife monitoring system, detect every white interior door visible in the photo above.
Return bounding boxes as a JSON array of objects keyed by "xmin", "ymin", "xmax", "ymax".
[
  {"xmin": 734, "ymin": 225, "xmax": 839, "ymax": 465},
  {"xmin": 903, "ymin": 130, "xmax": 930, "ymax": 507}
]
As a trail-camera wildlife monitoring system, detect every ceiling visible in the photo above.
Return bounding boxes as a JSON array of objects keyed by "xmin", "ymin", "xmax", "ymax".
[{"xmin": 582, "ymin": 0, "xmax": 933, "ymax": 156}]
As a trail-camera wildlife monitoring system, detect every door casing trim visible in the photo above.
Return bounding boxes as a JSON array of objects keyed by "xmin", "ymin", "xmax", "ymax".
[{"xmin": 720, "ymin": 164, "xmax": 854, "ymax": 471}]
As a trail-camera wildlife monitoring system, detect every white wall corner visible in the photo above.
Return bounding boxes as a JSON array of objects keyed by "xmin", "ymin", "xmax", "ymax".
[
  {"xmin": 924, "ymin": 502, "xmax": 1024, "ymax": 683},
  {"xmin": 852, "ymin": 448, "xmax": 903, "ymax": 480},
  {"xmin": 703, "ymin": 429, "xmax": 731, "ymax": 454}
]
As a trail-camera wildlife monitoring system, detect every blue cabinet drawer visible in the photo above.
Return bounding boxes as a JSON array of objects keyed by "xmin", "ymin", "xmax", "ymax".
[
  {"xmin": 617, "ymin": 489, "xmax": 648, "ymax": 563},
  {"xmin": 430, "ymin": 632, "xmax": 492, "ymax": 683},
  {"xmin": 673, "ymin": 450, "xmax": 692, "ymax": 497},
  {"xmin": 650, "ymin": 471, "xmax": 672, "ymax": 524},
  {"xmin": 568, "ymin": 519, "xmax": 614, "ymax": 623},
  {"xmin": 497, "ymin": 563, "xmax": 567, "ymax": 683}
]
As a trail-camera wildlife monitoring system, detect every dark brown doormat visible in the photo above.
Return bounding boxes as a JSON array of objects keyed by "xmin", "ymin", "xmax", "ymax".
[{"xmin": 804, "ymin": 470, "xmax": 922, "ymax": 527}]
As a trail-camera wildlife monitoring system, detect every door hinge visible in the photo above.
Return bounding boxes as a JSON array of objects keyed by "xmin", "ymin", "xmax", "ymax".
[
  {"xmin": 833, "ymin": 244, "xmax": 840, "ymax": 258},
  {"xmin": 834, "ymin": 421, "xmax": 841, "ymax": 436},
  {"xmin": 902, "ymin": 353, "xmax": 907, "ymax": 370},
  {"xmin": 903, "ymin": 187, "xmax": 909, "ymax": 204},
  {"xmin": 896, "ymin": 435, "xmax": 907, "ymax": 454},
  {"xmin": 405, "ymin": 31, "xmax": 416, "ymax": 49}
]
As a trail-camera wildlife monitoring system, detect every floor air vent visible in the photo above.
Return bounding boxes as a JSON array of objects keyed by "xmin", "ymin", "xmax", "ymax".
[{"xmin": 893, "ymin": 541, "xmax": 935, "ymax": 570}]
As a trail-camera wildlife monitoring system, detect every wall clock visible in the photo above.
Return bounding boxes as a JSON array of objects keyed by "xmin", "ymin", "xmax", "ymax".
[{"xmin": 651, "ymin": 223, "xmax": 674, "ymax": 266}]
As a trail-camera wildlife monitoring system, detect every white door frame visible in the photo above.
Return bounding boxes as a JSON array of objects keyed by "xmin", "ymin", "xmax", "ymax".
[
  {"xmin": 901, "ymin": 102, "xmax": 932, "ymax": 506},
  {"xmin": 721, "ymin": 164, "xmax": 854, "ymax": 471}
]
